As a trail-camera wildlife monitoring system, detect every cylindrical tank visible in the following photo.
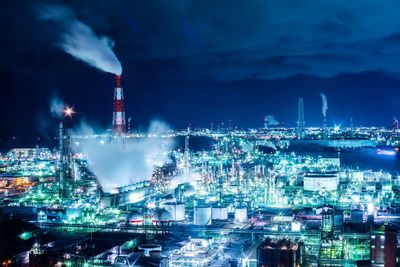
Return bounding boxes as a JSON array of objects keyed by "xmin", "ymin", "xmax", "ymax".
[
  {"xmin": 234, "ymin": 207, "xmax": 247, "ymax": 223},
  {"xmin": 127, "ymin": 210, "xmax": 144, "ymax": 225},
  {"xmin": 212, "ymin": 205, "xmax": 228, "ymax": 221},
  {"xmin": 350, "ymin": 209, "xmax": 364, "ymax": 224},
  {"xmin": 152, "ymin": 208, "xmax": 173, "ymax": 225},
  {"xmin": 164, "ymin": 202, "xmax": 186, "ymax": 221},
  {"xmin": 194, "ymin": 205, "xmax": 212, "ymax": 225}
]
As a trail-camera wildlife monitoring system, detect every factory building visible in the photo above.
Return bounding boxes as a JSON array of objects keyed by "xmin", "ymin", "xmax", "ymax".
[{"xmin": 303, "ymin": 172, "xmax": 339, "ymax": 191}]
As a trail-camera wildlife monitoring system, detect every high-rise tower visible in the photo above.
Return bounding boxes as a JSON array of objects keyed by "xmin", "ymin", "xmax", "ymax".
[
  {"xmin": 112, "ymin": 75, "xmax": 126, "ymax": 135},
  {"xmin": 297, "ymin": 97, "xmax": 305, "ymax": 139}
]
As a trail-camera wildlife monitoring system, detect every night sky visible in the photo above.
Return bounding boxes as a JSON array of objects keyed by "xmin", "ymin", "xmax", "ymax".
[{"xmin": 2, "ymin": 1, "xmax": 400, "ymax": 147}]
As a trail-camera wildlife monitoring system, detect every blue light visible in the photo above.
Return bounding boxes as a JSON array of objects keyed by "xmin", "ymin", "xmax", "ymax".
[{"xmin": 377, "ymin": 148, "xmax": 396, "ymax": 156}]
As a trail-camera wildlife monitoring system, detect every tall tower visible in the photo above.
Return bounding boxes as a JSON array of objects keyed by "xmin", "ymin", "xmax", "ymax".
[
  {"xmin": 58, "ymin": 121, "xmax": 64, "ymax": 191},
  {"xmin": 112, "ymin": 75, "xmax": 126, "ymax": 135},
  {"xmin": 297, "ymin": 97, "xmax": 305, "ymax": 138},
  {"xmin": 184, "ymin": 126, "xmax": 190, "ymax": 179}
]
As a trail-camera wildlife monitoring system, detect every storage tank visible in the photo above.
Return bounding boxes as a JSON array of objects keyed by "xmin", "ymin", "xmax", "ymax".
[
  {"xmin": 350, "ymin": 209, "xmax": 364, "ymax": 224},
  {"xmin": 164, "ymin": 202, "xmax": 186, "ymax": 221},
  {"xmin": 234, "ymin": 207, "xmax": 247, "ymax": 223},
  {"xmin": 127, "ymin": 210, "xmax": 144, "ymax": 225},
  {"xmin": 303, "ymin": 173, "xmax": 339, "ymax": 191},
  {"xmin": 212, "ymin": 205, "xmax": 228, "ymax": 221},
  {"xmin": 152, "ymin": 208, "xmax": 173, "ymax": 225},
  {"xmin": 194, "ymin": 205, "xmax": 212, "ymax": 225}
]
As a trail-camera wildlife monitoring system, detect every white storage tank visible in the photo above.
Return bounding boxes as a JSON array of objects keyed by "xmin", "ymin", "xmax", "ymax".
[
  {"xmin": 234, "ymin": 207, "xmax": 247, "ymax": 223},
  {"xmin": 212, "ymin": 205, "xmax": 228, "ymax": 221},
  {"xmin": 303, "ymin": 173, "xmax": 339, "ymax": 191},
  {"xmin": 152, "ymin": 208, "xmax": 173, "ymax": 225},
  {"xmin": 164, "ymin": 202, "xmax": 186, "ymax": 221},
  {"xmin": 194, "ymin": 205, "xmax": 212, "ymax": 225},
  {"xmin": 127, "ymin": 210, "xmax": 144, "ymax": 225}
]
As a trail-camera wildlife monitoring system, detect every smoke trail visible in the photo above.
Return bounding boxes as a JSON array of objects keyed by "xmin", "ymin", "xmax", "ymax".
[
  {"xmin": 50, "ymin": 96, "xmax": 65, "ymax": 118},
  {"xmin": 36, "ymin": 5, "xmax": 122, "ymax": 75},
  {"xmin": 73, "ymin": 120, "xmax": 175, "ymax": 193},
  {"xmin": 320, "ymin": 93, "xmax": 328, "ymax": 117}
]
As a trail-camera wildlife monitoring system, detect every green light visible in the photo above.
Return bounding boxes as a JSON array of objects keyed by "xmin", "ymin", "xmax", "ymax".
[{"xmin": 19, "ymin": 232, "xmax": 32, "ymax": 240}]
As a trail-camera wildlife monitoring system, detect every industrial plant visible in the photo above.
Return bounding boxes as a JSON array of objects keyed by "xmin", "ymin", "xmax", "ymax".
[
  {"xmin": 3, "ymin": 2, "xmax": 400, "ymax": 267},
  {"xmin": 1, "ymin": 72, "xmax": 400, "ymax": 267}
]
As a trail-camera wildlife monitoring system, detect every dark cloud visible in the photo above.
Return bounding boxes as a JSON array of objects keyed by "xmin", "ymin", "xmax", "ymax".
[
  {"xmin": 2, "ymin": 0, "xmax": 400, "ymax": 146},
  {"xmin": 3, "ymin": 1, "xmax": 400, "ymax": 80}
]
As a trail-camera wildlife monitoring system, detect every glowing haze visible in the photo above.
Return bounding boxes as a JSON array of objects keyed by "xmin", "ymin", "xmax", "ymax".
[
  {"xmin": 36, "ymin": 4, "xmax": 122, "ymax": 75},
  {"xmin": 73, "ymin": 120, "xmax": 174, "ymax": 193}
]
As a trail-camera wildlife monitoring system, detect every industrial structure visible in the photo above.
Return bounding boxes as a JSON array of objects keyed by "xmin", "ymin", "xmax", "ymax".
[
  {"xmin": 297, "ymin": 97, "xmax": 305, "ymax": 139},
  {"xmin": 112, "ymin": 75, "xmax": 126, "ymax": 136}
]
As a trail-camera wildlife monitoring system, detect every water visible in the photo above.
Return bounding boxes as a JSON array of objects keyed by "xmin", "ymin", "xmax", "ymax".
[
  {"xmin": 324, "ymin": 149, "xmax": 400, "ymax": 175},
  {"xmin": 180, "ymin": 137, "xmax": 400, "ymax": 175}
]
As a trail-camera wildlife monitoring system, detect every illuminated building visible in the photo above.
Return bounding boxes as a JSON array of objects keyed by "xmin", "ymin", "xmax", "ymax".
[{"xmin": 370, "ymin": 225, "xmax": 397, "ymax": 267}]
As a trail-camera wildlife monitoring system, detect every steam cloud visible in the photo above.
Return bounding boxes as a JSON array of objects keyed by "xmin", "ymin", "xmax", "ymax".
[
  {"xmin": 50, "ymin": 96, "xmax": 65, "ymax": 118},
  {"xmin": 73, "ymin": 120, "xmax": 175, "ymax": 193},
  {"xmin": 36, "ymin": 5, "xmax": 122, "ymax": 75},
  {"xmin": 320, "ymin": 93, "xmax": 328, "ymax": 117},
  {"xmin": 264, "ymin": 115, "xmax": 279, "ymax": 127}
]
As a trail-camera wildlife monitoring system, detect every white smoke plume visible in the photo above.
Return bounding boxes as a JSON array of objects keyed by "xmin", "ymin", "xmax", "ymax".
[
  {"xmin": 36, "ymin": 5, "xmax": 122, "ymax": 75},
  {"xmin": 73, "ymin": 120, "xmax": 175, "ymax": 193},
  {"xmin": 50, "ymin": 96, "xmax": 65, "ymax": 118},
  {"xmin": 264, "ymin": 115, "xmax": 279, "ymax": 127},
  {"xmin": 320, "ymin": 93, "xmax": 328, "ymax": 117}
]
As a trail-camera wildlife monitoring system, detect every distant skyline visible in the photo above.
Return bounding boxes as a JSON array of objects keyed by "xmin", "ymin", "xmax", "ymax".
[{"xmin": 2, "ymin": 0, "xmax": 400, "ymax": 141}]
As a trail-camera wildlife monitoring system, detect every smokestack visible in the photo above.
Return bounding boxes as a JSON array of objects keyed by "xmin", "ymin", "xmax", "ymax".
[
  {"xmin": 112, "ymin": 75, "xmax": 126, "ymax": 135},
  {"xmin": 297, "ymin": 97, "xmax": 305, "ymax": 139},
  {"xmin": 58, "ymin": 120, "xmax": 65, "ymax": 192}
]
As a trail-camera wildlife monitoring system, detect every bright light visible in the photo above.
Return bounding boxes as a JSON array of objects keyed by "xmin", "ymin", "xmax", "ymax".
[
  {"xmin": 334, "ymin": 125, "xmax": 340, "ymax": 132},
  {"xmin": 147, "ymin": 202, "xmax": 156, "ymax": 209},
  {"xmin": 64, "ymin": 106, "xmax": 75, "ymax": 118},
  {"xmin": 291, "ymin": 221, "xmax": 302, "ymax": 232},
  {"xmin": 367, "ymin": 202, "xmax": 375, "ymax": 215}
]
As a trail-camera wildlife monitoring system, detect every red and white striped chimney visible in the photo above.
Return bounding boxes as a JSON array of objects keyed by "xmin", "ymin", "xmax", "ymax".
[{"xmin": 112, "ymin": 75, "xmax": 126, "ymax": 135}]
